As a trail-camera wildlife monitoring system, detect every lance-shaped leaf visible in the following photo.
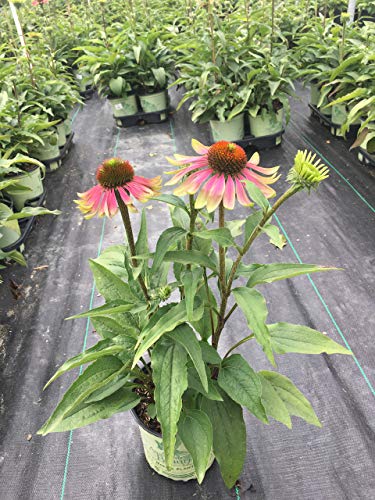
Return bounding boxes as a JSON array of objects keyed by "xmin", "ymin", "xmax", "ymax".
[
  {"xmin": 181, "ymin": 268, "xmax": 202, "ymax": 321},
  {"xmin": 67, "ymin": 301, "xmax": 146, "ymax": 320},
  {"xmin": 44, "ymin": 336, "xmax": 136, "ymax": 389},
  {"xmin": 164, "ymin": 250, "xmax": 217, "ymax": 272},
  {"xmin": 261, "ymin": 224, "xmax": 286, "ymax": 249},
  {"xmin": 93, "ymin": 245, "xmax": 128, "ymax": 280},
  {"xmin": 243, "ymin": 180, "xmax": 270, "ymax": 212},
  {"xmin": 89, "ymin": 260, "xmax": 139, "ymax": 303},
  {"xmin": 132, "ymin": 298, "xmax": 203, "ymax": 368},
  {"xmin": 246, "ymin": 263, "xmax": 339, "ymax": 288},
  {"xmin": 178, "ymin": 409, "xmax": 213, "ymax": 484},
  {"xmin": 152, "ymin": 339, "xmax": 188, "ymax": 469},
  {"xmin": 40, "ymin": 387, "xmax": 139, "ymax": 433},
  {"xmin": 151, "ymin": 227, "xmax": 187, "ymax": 275},
  {"xmin": 167, "ymin": 324, "xmax": 208, "ymax": 392},
  {"xmin": 39, "ymin": 356, "xmax": 125, "ymax": 435},
  {"xmin": 7, "ymin": 207, "xmax": 61, "ymax": 220},
  {"xmin": 259, "ymin": 371, "xmax": 321, "ymax": 427},
  {"xmin": 188, "ymin": 366, "xmax": 223, "ymax": 401},
  {"xmin": 233, "ymin": 287, "xmax": 275, "ymax": 366},
  {"xmin": 194, "ymin": 228, "xmax": 235, "ymax": 247},
  {"xmin": 244, "ymin": 210, "xmax": 263, "ymax": 240},
  {"xmin": 201, "ymin": 391, "xmax": 246, "ymax": 488},
  {"xmin": 269, "ymin": 322, "xmax": 351, "ymax": 355},
  {"xmin": 218, "ymin": 354, "xmax": 267, "ymax": 423},
  {"xmin": 259, "ymin": 375, "xmax": 292, "ymax": 428},
  {"xmin": 91, "ymin": 316, "xmax": 138, "ymax": 339},
  {"xmin": 152, "ymin": 194, "xmax": 189, "ymax": 213}
]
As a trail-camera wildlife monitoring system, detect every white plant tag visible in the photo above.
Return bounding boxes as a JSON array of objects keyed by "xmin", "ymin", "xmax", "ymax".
[
  {"xmin": 115, "ymin": 103, "xmax": 123, "ymax": 110},
  {"xmin": 76, "ymin": 74, "xmax": 83, "ymax": 80}
]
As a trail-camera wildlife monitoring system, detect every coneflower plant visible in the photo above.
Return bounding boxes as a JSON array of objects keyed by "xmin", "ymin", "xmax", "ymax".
[{"xmin": 39, "ymin": 143, "xmax": 351, "ymax": 490}]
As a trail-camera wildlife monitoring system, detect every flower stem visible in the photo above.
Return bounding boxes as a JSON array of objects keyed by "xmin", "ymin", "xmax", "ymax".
[
  {"xmin": 218, "ymin": 201, "xmax": 226, "ymax": 297},
  {"xmin": 186, "ymin": 194, "xmax": 197, "ymax": 253},
  {"xmin": 114, "ymin": 190, "xmax": 150, "ymax": 302}
]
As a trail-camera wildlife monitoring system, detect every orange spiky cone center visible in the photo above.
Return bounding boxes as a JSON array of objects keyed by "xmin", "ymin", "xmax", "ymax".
[
  {"xmin": 96, "ymin": 158, "xmax": 134, "ymax": 189},
  {"xmin": 207, "ymin": 141, "xmax": 247, "ymax": 175}
]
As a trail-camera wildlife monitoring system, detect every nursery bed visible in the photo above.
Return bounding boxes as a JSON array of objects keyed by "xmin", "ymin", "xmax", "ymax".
[{"xmin": 0, "ymin": 86, "xmax": 374, "ymax": 500}]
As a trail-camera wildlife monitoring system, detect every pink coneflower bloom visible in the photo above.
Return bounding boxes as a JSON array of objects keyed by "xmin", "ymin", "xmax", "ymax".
[
  {"xmin": 166, "ymin": 140, "xmax": 280, "ymax": 212},
  {"xmin": 76, "ymin": 158, "xmax": 161, "ymax": 219},
  {"xmin": 32, "ymin": 0, "xmax": 48, "ymax": 5}
]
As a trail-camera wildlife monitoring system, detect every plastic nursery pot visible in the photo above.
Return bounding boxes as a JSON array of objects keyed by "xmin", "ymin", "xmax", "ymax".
[
  {"xmin": 358, "ymin": 131, "xmax": 375, "ymax": 163},
  {"xmin": 138, "ymin": 90, "xmax": 168, "ymax": 113},
  {"xmin": 108, "ymin": 95, "xmax": 138, "ymax": 118},
  {"xmin": 248, "ymin": 109, "xmax": 283, "ymax": 145},
  {"xmin": 64, "ymin": 117, "xmax": 72, "ymax": 137},
  {"xmin": 4, "ymin": 165, "xmax": 44, "ymax": 212},
  {"xmin": 132, "ymin": 408, "xmax": 215, "ymax": 481},
  {"xmin": 32, "ymin": 136, "xmax": 61, "ymax": 171},
  {"xmin": 310, "ymin": 83, "xmax": 320, "ymax": 107},
  {"xmin": 56, "ymin": 121, "xmax": 67, "ymax": 148},
  {"xmin": 0, "ymin": 201, "xmax": 21, "ymax": 249},
  {"xmin": 209, "ymin": 113, "xmax": 245, "ymax": 142},
  {"xmin": 331, "ymin": 104, "xmax": 347, "ymax": 126}
]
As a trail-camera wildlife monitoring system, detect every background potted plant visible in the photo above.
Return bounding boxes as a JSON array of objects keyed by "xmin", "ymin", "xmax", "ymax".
[{"xmin": 38, "ymin": 144, "xmax": 351, "ymax": 488}]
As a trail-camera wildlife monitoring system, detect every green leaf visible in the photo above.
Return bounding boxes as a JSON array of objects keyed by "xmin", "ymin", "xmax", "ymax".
[
  {"xmin": 89, "ymin": 260, "xmax": 139, "ymax": 303},
  {"xmin": 164, "ymin": 250, "xmax": 217, "ymax": 272},
  {"xmin": 191, "ymin": 287, "xmax": 218, "ymax": 341},
  {"xmin": 39, "ymin": 356, "xmax": 125, "ymax": 435},
  {"xmin": 200, "ymin": 341, "xmax": 222, "ymax": 365},
  {"xmin": 67, "ymin": 301, "xmax": 145, "ymax": 320},
  {"xmin": 91, "ymin": 316, "xmax": 138, "ymax": 339},
  {"xmin": 152, "ymin": 339, "xmax": 188, "ymax": 469},
  {"xmin": 167, "ymin": 324, "xmax": 208, "ymax": 392},
  {"xmin": 243, "ymin": 180, "xmax": 270, "ymax": 212},
  {"xmin": 246, "ymin": 263, "xmax": 338, "ymax": 288},
  {"xmin": 269, "ymin": 323, "xmax": 351, "ymax": 355},
  {"xmin": 132, "ymin": 299, "xmax": 204, "ymax": 367},
  {"xmin": 109, "ymin": 76, "xmax": 124, "ymax": 96},
  {"xmin": 151, "ymin": 227, "xmax": 187, "ymax": 275},
  {"xmin": 225, "ymin": 219, "xmax": 245, "ymax": 238},
  {"xmin": 152, "ymin": 194, "xmax": 189, "ymax": 213},
  {"xmin": 259, "ymin": 371, "xmax": 321, "ymax": 427},
  {"xmin": 151, "ymin": 67, "xmax": 166, "ymax": 88},
  {"xmin": 201, "ymin": 391, "xmax": 246, "ymax": 488},
  {"xmin": 44, "ymin": 336, "xmax": 135, "ymax": 389},
  {"xmin": 178, "ymin": 409, "xmax": 213, "ymax": 483},
  {"xmin": 92, "ymin": 245, "xmax": 128, "ymax": 280},
  {"xmin": 262, "ymin": 224, "xmax": 286, "ymax": 249},
  {"xmin": 39, "ymin": 387, "xmax": 139, "ymax": 433},
  {"xmin": 194, "ymin": 228, "xmax": 234, "ymax": 247},
  {"xmin": 135, "ymin": 209, "xmax": 149, "ymax": 257},
  {"xmin": 181, "ymin": 268, "xmax": 201, "ymax": 321},
  {"xmin": 188, "ymin": 366, "xmax": 223, "ymax": 401},
  {"xmin": 244, "ymin": 211, "xmax": 263, "ymax": 240},
  {"xmin": 218, "ymin": 354, "xmax": 267, "ymax": 423},
  {"xmin": 7, "ymin": 207, "xmax": 61, "ymax": 220},
  {"xmin": 233, "ymin": 287, "xmax": 275, "ymax": 366},
  {"xmin": 259, "ymin": 375, "xmax": 292, "ymax": 428}
]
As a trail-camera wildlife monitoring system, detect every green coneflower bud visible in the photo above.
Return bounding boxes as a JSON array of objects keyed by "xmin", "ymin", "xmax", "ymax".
[
  {"xmin": 287, "ymin": 150, "xmax": 329, "ymax": 191},
  {"xmin": 158, "ymin": 286, "xmax": 172, "ymax": 301}
]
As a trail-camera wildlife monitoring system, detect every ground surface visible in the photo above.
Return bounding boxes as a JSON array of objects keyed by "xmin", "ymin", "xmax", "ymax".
[{"xmin": 0, "ymin": 85, "xmax": 374, "ymax": 500}]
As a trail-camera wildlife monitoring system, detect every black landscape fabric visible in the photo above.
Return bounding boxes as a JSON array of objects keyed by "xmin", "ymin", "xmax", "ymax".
[{"xmin": 0, "ymin": 84, "xmax": 374, "ymax": 500}]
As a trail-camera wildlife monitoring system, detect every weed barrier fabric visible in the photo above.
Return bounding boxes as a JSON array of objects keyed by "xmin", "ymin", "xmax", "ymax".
[{"xmin": 0, "ymin": 87, "xmax": 374, "ymax": 500}]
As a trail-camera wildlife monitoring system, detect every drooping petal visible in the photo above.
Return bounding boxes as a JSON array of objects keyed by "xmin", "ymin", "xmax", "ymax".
[
  {"xmin": 195, "ymin": 175, "xmax": 220, "ymax": 210},
  {"xmin": 106, "ymin": 190, "xmax": 118, "ymax": 217},
  {"xmin": 165, "ymin": 163, "xmax": 207, "ymax": 186},
  {"xmin": 235, "ymin": 177, "xmax": 253, "ymax": 207},
  {"xmin": 206, "ymin": 174, "xmax": 226, "ymax": 212},
  {"xmin": 223, "ymin": 175, "xmax": 235, "ymax": 210},
  {"xmin": 247, "ymin": 163, "xmax": 280, "ymax": 175},
  {"xmin": 117, "ymin": 187, "xmax": 133, "ymax": 205},
  {"xmin": 249, "ymin": 152, "xmax": 260, "ymax": 165},
  {"xmin": 166, "ymin": 153, "xmax": 207, "ymax": 166},
  {"xmin": 173, "ymin": 169, "xmax": 213, "ymax": 196},
  {"xmin": 243, "ymin": 168, "xmax": 280, "ymax": 185},
  {"xmin": 133, "ymin": 175, "xmax": 162, "ymax": 192},
  {"xmin": 191, "ymin": 139, "xmax": 210, "ymax": 155}
]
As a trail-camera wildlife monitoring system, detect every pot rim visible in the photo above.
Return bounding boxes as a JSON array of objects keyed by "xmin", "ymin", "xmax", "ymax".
[
  {"xmin": 130, "ymin": 406, "xmax": 162, "ymax": 438},
  {"xmin": 108, "ymin": 92, "xmax": 136, "ymax": 101},
  {"xmin": 5, "ymin": 163, "xmax": 40, "ymax": 178},
  {"xmin": 138, "ymin": 89, "xmax": 168, "ymax": 98}
]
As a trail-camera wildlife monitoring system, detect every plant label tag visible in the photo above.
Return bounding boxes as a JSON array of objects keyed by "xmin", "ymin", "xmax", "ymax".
[
  {"xmin": 115, "ymin": 103, "xmax": 123, "ymax": 110},
  {"xmin": 76, "ymin": 74, "xmax": 83, "ymax": 80}
]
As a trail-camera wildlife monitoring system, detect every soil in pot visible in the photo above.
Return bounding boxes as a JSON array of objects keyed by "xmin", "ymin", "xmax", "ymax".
[
  {"xmin": 4, "ymin": 164, "xmax": 44, "ymax": 211},
  {"xmin": 209, "ymin": 113, "xmax": 245, "ymax": 142},
  {"xmin": 138, "ymin": 90, "xmax": 168, "ymax": 113},
  {"xmin": 132, "ymin": 382, "xmax": 214, "ymax": 481},
  {"xmin": 108, "ymin": 95, "xmax": 138, "ymax": 117},
  {"xmin": 0, "ymin": 201, "xmax": 21, "ymax": 249}
]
